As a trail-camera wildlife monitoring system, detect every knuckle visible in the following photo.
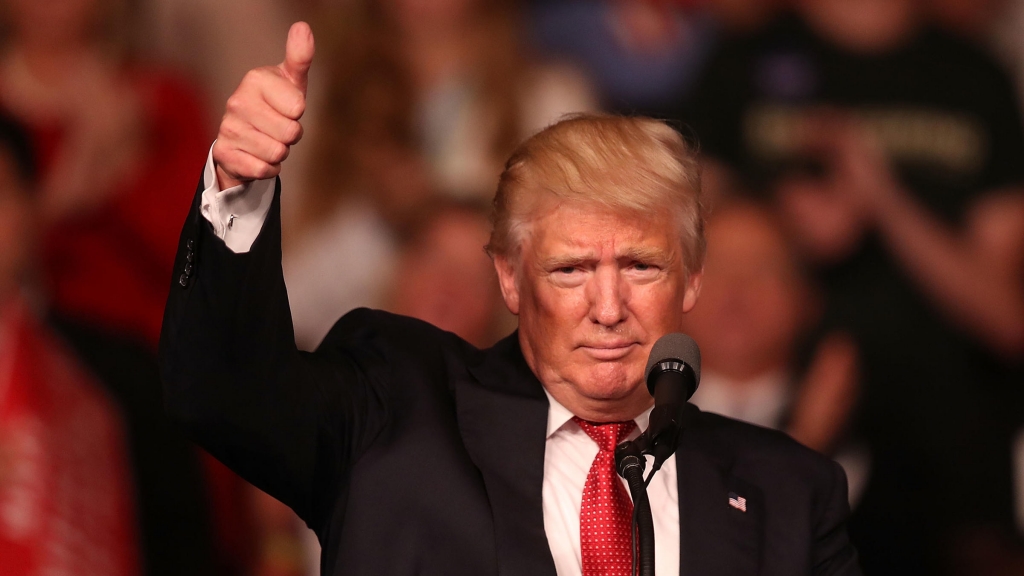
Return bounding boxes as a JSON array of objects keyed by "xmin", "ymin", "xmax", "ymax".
[
  {"xmin": 285, "ymin": 121, "xmax": 303, "ymax": 143},
  {"xmin": 241, "ymin": 68, "xmax": 263, "ymax": 85},
  {"xmin": 225, "ymin": 94, "xmax": 245, "ymax": 114},
  {"xmin": 256, "ymin": 162, "xmax": 280, "ymax": 180},
  {"xmin": 289, "ymin": 97, "xmax": 306, "ymax": 119},
  {"xmin": 251, "ymin": 160, "xmax": 270, "ymax": 180},
  {"xmin": 269, "ymin": 142, "xmax": 288, "ymax": 163},
  {"xmin": 240, "ymin": 67, "xmax": 275, "ymax": 92}
]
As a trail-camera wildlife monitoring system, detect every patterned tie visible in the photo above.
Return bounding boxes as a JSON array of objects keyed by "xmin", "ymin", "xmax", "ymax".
[{"xmin": 573, "ymin": 417, "xmax": 638, "ymax": 576}]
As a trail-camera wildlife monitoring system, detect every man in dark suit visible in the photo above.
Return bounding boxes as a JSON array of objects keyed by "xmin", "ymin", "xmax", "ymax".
[{"xmin": 160, "ymin": 22, "xmax": 860, "ymax": 576}]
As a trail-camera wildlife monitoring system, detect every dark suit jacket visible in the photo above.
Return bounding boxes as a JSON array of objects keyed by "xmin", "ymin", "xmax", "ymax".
[{"xmin": 160, "ymin": 177, "xmax": 861, "ymax": 575}]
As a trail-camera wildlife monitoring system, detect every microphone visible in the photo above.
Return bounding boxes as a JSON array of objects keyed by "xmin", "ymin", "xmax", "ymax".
[
  {"xmin": 639, "ymin": 333, "xmax": 702, "ymax": 474},
  {"xmin": 612, "ymin": 333, "xmax": 701, "ymax": 576}
]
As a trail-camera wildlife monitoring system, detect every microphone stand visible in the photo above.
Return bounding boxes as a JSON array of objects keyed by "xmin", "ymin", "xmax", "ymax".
[
  {"xmin": 614, "ymin": 390, "xmax": 688, "ymax": 576},
  {"xmin": 615, "ymin": 440, "xmax": 655, "ymax": 576},
  {"xmin": 616, "ymin": 336, "xmax": 700, "ymax": 576}
]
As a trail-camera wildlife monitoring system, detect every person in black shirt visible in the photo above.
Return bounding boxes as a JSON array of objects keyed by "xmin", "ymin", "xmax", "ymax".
[{"xmin": 683, "ymin": 0, "xmax": 1024, "ymax": 573}]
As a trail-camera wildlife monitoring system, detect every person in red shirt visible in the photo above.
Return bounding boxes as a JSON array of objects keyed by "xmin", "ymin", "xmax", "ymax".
[
  {"xmin": 0, "ymin": 112, "xmax": 140, "ymax": 576},
  {"xmin": 0, "ymin": 1, "xmax": 253, "ymax": 575},
  {"xmin": 0, "ymin": 0, "xmax": 210, "ymax": 347}
]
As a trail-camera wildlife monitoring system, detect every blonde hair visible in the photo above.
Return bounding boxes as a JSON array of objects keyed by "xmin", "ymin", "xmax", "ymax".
[{"xmin": 487, "ymin": 114, "xmax": 706, "ymax": 273}]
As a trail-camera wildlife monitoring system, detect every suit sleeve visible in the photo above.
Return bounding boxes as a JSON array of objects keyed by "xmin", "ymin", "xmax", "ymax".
[
  {"xmin": 158, "ymin": 174, "xmax": 391, "ymax": 535},
  {"xmin": 812, "ymin": 460, "xmax": 863, "ymax": 575}
]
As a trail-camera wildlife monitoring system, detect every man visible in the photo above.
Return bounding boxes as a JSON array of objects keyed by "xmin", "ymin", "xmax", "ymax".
[
  {"xmin": 683, "ymin": 200, "xmax": 858, "ymax": 454},
  {"xmin": 160, "ymin": 22, "xmax": 860, "ymax": 575},
  {"xmin": 683, "ymin": 0, "xmax": 1024, "ymax": 571}
]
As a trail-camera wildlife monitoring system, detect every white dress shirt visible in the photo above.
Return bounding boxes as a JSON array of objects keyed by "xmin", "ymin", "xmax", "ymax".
[
  {"xmin": 199, "ymin": 151, "xmax": 682, "ymax": 574},
  {"xmin": 543, "ymin": 390, "xmax": 680, "ymax": 576}
]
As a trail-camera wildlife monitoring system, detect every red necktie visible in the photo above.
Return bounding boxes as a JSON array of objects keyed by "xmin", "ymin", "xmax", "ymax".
[{"xmin": 574, "ymin": 417, "xmax": 638, "ymax": 576}]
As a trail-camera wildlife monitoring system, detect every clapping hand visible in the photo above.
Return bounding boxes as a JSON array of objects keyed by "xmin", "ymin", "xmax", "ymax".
[{"xmin": 776, "ymin": 110, "xmax": 899, "ymax": 262}]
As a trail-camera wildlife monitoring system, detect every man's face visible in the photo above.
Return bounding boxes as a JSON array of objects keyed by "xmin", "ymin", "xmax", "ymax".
[
  {"xmin": 682, "ymin": 206, "xmax": 806, "ymax": 381},
  {"xmin": 494, "ymin": 200, "xmax": 702, "ymax": 421}
]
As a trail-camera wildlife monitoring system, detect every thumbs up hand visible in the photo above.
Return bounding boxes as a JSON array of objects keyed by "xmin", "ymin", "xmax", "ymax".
[{"xmin": 213, "ymin": 22, "xmax": 315, "ymax": 190}]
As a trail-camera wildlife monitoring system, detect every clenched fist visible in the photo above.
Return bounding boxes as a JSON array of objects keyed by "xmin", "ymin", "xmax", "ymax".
[{"xmin": 213, "ymin": 22, "xmax": 315, "ymax": 190}]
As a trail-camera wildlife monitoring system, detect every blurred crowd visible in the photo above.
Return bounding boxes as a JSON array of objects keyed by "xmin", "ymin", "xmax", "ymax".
[{"xmin": 0, "ymin": 0, "xmax": 1021, "ymax": 575}]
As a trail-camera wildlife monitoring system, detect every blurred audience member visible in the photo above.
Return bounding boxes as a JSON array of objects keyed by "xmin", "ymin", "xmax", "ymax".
[
  {"xmin": 685, "ymin": 201, "xmax": 808, "ymax": 429},
  {"xmin": 304, "ymin": 0, "xmax": 595, "ymax": 203},
  {"xmin": 987, "ymin": 0, "xmax": 1024, "ymax": 122},
  {"xmin": 684, "ymin": 0, "xmax": 1024, "ymax": 573},
  {"xmin": 138, "ymin": 0, "xmax": 293, "ymax": 127},
  {"xmin": 530, "ymin": 0, "xmax": 719, "ymax": 117},
  {"xmin": 701, "ymin": 0, "xmax": 786, "ymax": 37},
  {"xmin": 0, "ymin": 1, "xmax": 244, "ymax": 574},
  {"xmin": 921, "ymin": 0, "xmax": 1024, "ymax": 142},
  {"xmin": 284, "ymin": 0, "xmax": 594, "ymax": 350},
  {"xmin": 282, "ymin": 56, "xmax": 426, "ymax": 348},
  {"xmin": 927, "ymin": 0, "xmax": 1007, "ymax": 40},
  {"xmin": 684, "ymin": 200, "xmax": 858, "ymax": 448},
  {"xmin": 0, "ymin": 0, "xmax": 210, "ymax": 346},
  {"xmin": 528, "ymin": 0, "xmax": 785, "ymax": 119},
  {"xmin": 0, "ymin": 115, "xmax": 139, "ymax": 575},
  {"xmin": 683, "ymin": 200, "xmax": 865, "ymax": 500},
  {"xmin": 389, "ymin": 200, "xmax": 505, "ymax": 348}
]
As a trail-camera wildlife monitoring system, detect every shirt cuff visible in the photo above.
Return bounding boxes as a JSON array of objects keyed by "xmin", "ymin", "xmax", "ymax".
[{"xmin": 200, "ymin": 143, "xmax": 276, "ymax": 253}]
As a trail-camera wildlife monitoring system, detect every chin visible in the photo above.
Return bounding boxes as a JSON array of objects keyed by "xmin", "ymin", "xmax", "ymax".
[{"xmin": 577, "ymin": 362, "xmax": 644, "ymax": 400}]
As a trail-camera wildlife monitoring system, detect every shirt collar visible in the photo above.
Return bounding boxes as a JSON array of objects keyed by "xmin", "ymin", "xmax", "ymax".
[{"xmin": 542, "ymin": 387, "xmax": 654, "ymax": 439}]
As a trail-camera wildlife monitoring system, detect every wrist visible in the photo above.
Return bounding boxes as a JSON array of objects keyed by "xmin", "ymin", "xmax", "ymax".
[{"xmin": 216, "ymin": 164, "xmax": 244, "ymax": 190}]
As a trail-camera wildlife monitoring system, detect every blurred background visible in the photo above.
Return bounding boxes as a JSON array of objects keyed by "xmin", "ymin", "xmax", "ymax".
[{"xmin": 0, "ymin": 0, "xmax": 1022, "ymax": 574}]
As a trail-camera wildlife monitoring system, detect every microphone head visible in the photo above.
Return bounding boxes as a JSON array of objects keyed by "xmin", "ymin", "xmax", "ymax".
[{"xmin": 644, "ymin": 332, "xmax": 701, "ymax": 393}]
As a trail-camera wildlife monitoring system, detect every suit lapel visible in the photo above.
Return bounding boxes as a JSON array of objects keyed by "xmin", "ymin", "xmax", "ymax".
[
  {"xmin": 458, "ymin": 333, "xmax": 557, "ymax": 576},
  {"xmin": 677, "ymin": 404, "xmax": 764, "ymax": 575},
  {"xmin": 456, "ymin": 338, "xmax": 765, "ymax": 576}
]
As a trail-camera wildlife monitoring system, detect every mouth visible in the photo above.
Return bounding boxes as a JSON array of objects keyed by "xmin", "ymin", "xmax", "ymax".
[{"xmin": 579, "ymin": 342, "xmax": 638, "ymax": 361}]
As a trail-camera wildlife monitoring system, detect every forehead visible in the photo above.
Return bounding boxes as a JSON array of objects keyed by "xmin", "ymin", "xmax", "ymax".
[{"xmin": 522, "ymin": 202, "xmax": 682, "ymax": 261}]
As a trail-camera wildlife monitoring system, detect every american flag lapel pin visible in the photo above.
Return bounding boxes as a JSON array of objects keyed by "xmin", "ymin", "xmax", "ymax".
[{"xmin": 728, "ymin": 492, "xmax": 747, "ymax": 512}]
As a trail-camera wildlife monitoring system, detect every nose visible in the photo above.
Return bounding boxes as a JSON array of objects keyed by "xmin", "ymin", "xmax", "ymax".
[{"xmin": 587, "ymin": 266, "xmax": 629, "ymax": 327}]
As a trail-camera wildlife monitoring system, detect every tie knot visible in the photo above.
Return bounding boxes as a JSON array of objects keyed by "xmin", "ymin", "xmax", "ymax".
[{"xmin": 573, "ymin": 417, "xmax": 637, "ymax": 452}]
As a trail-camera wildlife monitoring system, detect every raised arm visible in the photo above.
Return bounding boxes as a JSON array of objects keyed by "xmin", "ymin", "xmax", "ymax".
[{"xmin": 159, "ymin": 23, "xmax": 389, "ymax": 535}]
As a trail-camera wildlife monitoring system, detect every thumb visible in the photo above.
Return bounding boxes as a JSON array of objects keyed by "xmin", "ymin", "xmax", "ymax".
[{"xmin": 279, "ymin": 22, "xmax": 315, "ymax": 94}]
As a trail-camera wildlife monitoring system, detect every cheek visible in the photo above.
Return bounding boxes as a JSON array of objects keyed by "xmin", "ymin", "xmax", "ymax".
[
  {"xmin": 528, "ymin": 281, "xmax": 587, "ymax": 326},
  {"xmin": 629, "ymin": 282, "xmax": 686, "ymax": 330},
  {"xmin": 754, "ymin": 281, "xmax": 803, "ymax": 336},
  {"xmin": 519, "ymin": 281, "xmax": 593, "ymax": 371}
]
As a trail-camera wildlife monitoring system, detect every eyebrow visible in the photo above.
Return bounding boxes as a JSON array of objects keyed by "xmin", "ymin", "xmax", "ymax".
[
  {"xmin": 620, "ymin": 246, "xmax": 671, "ymax": 263},
  {"xmin": 538, "ymin": 254, "xmax": 594, "ymax": 270},
  {"xmin": 537, "ymin": 246, "xmax": 673, "ymax": 270}
]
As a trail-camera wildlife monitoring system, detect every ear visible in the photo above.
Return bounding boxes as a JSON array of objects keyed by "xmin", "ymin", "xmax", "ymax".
[
  {"xmin": 681, "ymin": 268, "xmax": 703, "ymax": 313},
  {"xmin": 493, "ymin": 254, "xmax": 521, "ymax": 315}
]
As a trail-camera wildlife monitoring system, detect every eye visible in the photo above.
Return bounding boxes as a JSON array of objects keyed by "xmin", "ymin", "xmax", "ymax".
[
  {"xmin": 630, "ymin": 261, "xmax": 659, "ymax": 272},
  {"xmin": 557, "ymin": 266, "xmax": 577, "ymax": 274}
]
